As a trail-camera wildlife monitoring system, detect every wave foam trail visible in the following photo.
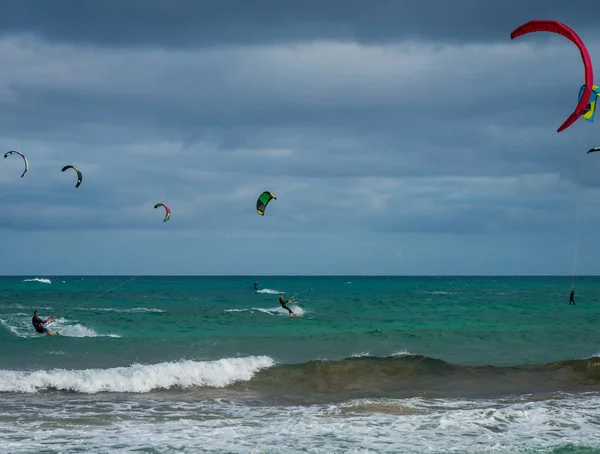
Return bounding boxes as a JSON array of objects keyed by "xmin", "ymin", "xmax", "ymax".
[
  {"xmin": 22, "ymin": 278, "xmax": 51, "ymax": 284},
  {"xmin": 256, "ymin": 288, "xmax": 283, "ymax": 294},
  {"xmin": 0, "ymin": 356, "xmax": 275, "ymax": 393},
  {"xmin": 0, "ymin": 315, "xmax": 41, "ymax": 338},
  {"xmin": 82, "ymin": 307, "xmax": 165, "ymax": 314},
  {"xmin": 0, "ymin": 318, "xmax": 22, "ymax": 338},
  {"xmin": 47, "ymin": 318, "xmax": 120, "ymax": 338},
  {"xmin": 289, "ymin": 304, "xmax": 304, "ymax": 316},
  {"xmin": 0, "ymin": 315, "xmax": 120, "ymax": 339},
  {"xmin": 225, "ymin": 305, "xmax": 305, "ymax": 317}
]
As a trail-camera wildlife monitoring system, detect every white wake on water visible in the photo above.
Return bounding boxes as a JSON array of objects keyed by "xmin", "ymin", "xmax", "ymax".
[
  {"xmin": 22, "ymin": 278, "xmax": 52, "ymax": 284},
  {"xmin": 256, "ymin": 288, "xmax": 284, "ymax": 294},
  {"xmin": 225, "ymin": 305, "xmax": 305, "ymax": 317},
  {"xmin": 0, "ymin": 318, "xmax": 23, "ymax": 337},
  {"xmin": 0, "ymin": 315, "xmax": 120, "ymax": 339},
  {"xmin": 81, "ymin": 307, "xmax": 165, "ymax": 314},
  {"xmin": 48, "ymin": 318, "xmax": 121, "ymax": 338},
  {"xmin": 0, "ymin": 356, "xmax": 276, "ymax": 393}
]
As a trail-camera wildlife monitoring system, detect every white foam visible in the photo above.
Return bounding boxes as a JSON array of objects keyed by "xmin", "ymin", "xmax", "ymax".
[
  {"xmin": 288, "ymin": 304, "xmax": 304, "ymax": 316},
  {"xmin": 2, "ymin": 393, "xmax": 600, "ymax": 452},
  {"xmin": 4, "ymin": 305, "xmax": 53, "ymax": 311},
  {"xmin": 82, "ymin": 307, "xmax": 165, "ymax": 314},
  {"xmin": 225, "ymin": 305, "xmax": 305, "ymax": 317},
  {"xmin": 22, "ymin": 278, "xmax": 51, "ymax": 284},
  {"xmin": 0, "ymin": 315, "xmax": 120, "ymax": 339},
  {"xmin": 223, "ymin": 308, "xmax": 271, "ymax": 315},
  {"xmin": 0, "ymin": 315, "xmax": 42, "ymax": 338},
  {"xmin": 256, "ymin": 288, "xmax": 284, "ymax": 294},
  {"xmin": 0, "ymin": 318, "xmax": 23, "ymax": 337},
  {"xmin": 47, "ymin": 318, "xmax": 120, "ymax": 338},
  {"xmin": 0, "ymin": 356, "xmax": 275, "ymax": 393}
]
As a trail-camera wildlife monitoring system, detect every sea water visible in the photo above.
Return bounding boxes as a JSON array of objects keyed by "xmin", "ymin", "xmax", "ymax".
[{"xmin": 1, "ymin": 275, "xmax": 600, "ymax": 453}]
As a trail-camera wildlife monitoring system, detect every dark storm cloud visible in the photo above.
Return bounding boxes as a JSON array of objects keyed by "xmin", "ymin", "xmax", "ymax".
[
  {"xmin": 0, "ymin": 0, "xmax": 597, "ymax": 47},
  {"xmin": 0, "ymin": 0, "xmax": 599, "ymax": 48}
]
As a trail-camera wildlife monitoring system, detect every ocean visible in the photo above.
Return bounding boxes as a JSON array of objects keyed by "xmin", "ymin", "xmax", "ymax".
[{"xmin": 1, "ymin": 275, "xmax": 600, "ymax": 453}]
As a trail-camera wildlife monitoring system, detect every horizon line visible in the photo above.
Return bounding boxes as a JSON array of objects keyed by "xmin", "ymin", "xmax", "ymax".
[{"xmin": 2, "ymin": 274, "xmax": 598, "ymax": 278}]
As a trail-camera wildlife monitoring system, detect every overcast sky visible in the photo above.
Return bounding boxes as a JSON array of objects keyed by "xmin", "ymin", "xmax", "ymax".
[{"xmin": 2, "ymin": 0, "xmax": 600, "ymax": 276}]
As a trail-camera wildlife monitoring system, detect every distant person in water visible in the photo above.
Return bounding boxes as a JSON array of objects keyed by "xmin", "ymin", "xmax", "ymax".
[
  {"xmin": 278, "ymin": 296, "xmax": 296, "ymax": 316},
  {"xmin": 32, "ymin": 311, "xmax": 56, "ymax": 336},
  {"xmin": 253, "ymin": 282, "xmax": 258, "ymax": 292},
  {"xmin": 569, "ymin": 289, "xmax": 575, "ymax": 305}
]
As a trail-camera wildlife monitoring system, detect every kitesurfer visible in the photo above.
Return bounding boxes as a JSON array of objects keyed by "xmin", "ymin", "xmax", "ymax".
[
  {"xmin": 278, "ymin": 296, "xmax": 296, "ymax": 316},
  {"xmin": 32, "ymin": 311, "xmax": 56, "ymax": 336},
  {"xmin": 253, "ymin": 282, "xmax": 258, "ymax": 292},
  {"xmin": 569, "ymin": 289, "xmax": 575, "ymax": 305}
]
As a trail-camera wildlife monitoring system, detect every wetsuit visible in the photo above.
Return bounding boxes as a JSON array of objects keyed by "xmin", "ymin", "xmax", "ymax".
[
  {"xmin": 569, "ymin": 290, "xmax": 575, "ymax": 305},
  {"xmin": 253, "ymin": 283, "xmax": 258, "ymax": 292},
  {"xmin": 279, "ymin": 298, "xmax": 294, "ymax": 314},
  {"xmin": 32, "ymin": 315, "xmax": 48, "ymax": 334}
]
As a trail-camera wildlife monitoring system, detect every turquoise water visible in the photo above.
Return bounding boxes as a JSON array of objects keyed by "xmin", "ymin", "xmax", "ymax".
[{"xmin": 1, "ymin": 275, "xmax": 600, "ymax": 453}]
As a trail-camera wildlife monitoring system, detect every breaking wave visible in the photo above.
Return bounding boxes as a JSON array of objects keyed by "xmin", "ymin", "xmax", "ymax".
[
  {"xmin": 3, "ymin": 354, "xmax": 600, "ymax": 399},
  {"xmin": 0, "ymin": 356, "xmax": 275, "ymax": 393},
  {"xmin": 22, "ymin": 278, "xmax": 51, "ymax": 284}
]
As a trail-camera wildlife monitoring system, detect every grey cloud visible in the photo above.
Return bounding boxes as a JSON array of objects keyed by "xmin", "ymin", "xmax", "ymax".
[
  {"xmin": 1, "ymin": 0, "xmax": 599, "ymax": 48},
  {"xmin": 1, "ymin": 35, "xmax": 596, "ymax": 153}
]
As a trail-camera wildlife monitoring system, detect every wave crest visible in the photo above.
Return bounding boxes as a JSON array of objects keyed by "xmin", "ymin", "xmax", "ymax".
[
  {"xmin": 22, "ymin": 278, "xmax": 51, "ymax": 284},
  {"xmin": 0, "ymin": 356, "xmax": 275, "ymax": 393}
]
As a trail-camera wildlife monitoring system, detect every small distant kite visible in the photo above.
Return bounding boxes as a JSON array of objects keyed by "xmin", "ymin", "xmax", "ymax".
[
  {"xmin": 154, "ymin": 203, "xmax": 171, "ymax": 222},
  {"xmin": 510, "ymin": 20, "xmax": 594, "ymax": 133},
  {"xmin": 587, "ymin": 147, "xmax": 600, "ymax": 154},
  {"xmin": 256, "ymin": 191, "xmax": 276, "ymax": 216},
  {"xmin": 4, "ymin": 150, "xmax": 28, "ymax": 178},
  {"xmin": 61, "ymin": 165, "xmax": 83, "ymax": 188},
  {"xmin": 579, "ymin": 85, "xmax": 600, "ymax": 121}
]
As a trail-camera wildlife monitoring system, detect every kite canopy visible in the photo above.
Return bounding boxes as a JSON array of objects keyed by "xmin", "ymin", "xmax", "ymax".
[
  {"xmin": 511, "ymin": 20, "xmax": 594, "ymax": 132},
  {"xmin": 256, "ymin": 191, "xmax": 276, "ymax": 216},
  {"xmin": 587, "ymin": 147, "xmax": 600, "ymax": 154},
  {"xmin": 4, "ymin": 150, "xmax": 28, "ymax": 178},
  {"xmin": 61, "ymin": 165, "xmax": 83, "ymax": 188},
  {"xmin": 579, "ymin": 85, "xmax": 600, "ymax": 121},
  {"xmin": 154, "ymin": 203, "xmax": 171, "ymax": 222}
]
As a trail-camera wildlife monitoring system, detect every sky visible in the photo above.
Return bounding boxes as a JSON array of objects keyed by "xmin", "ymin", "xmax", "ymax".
[{"xmin": 2, "ymin": 0, "xmax": 600, "ymax": 275}]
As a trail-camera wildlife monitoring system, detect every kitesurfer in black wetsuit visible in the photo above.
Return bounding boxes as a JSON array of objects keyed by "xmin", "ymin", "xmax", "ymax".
[
  {"xmin": 32, "ymin": 311, "xmax": 56, "ymax": 336},
  {"xmin": 253, "ymin": 282, "xmax": 258, "ymax": 292},
  {"xmin": 278, "ymin": 296, "xmax": 296, "ymax": 316},
  {"xmin": 569, "ymin": 289, "xmax": 575, "ymax": 305}
]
